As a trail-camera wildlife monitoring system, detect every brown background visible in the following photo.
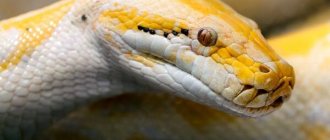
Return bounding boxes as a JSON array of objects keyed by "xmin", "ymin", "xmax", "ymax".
[{"xmin": 1, "ymin": 0, "xmax": 329, "ymax": 31}]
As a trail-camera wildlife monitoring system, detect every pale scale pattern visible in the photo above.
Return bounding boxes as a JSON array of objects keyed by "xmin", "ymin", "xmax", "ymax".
[{"xmin": 0, "ymin": 0, "xmax": 298, "ymax": 139}]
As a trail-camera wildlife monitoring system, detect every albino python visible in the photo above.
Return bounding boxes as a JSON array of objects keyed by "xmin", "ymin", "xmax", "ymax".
[{"xmin": 0, "ymin": 0, "xmax": 297, "ymax": 139}]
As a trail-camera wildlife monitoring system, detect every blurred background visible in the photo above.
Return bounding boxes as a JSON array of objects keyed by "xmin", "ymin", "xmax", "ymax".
[
  {"xmin": 1, "ymin": 0, "xmax": 330, "ymax": 35},
  {"xmin": 0, "ymin": 0, "xmax": 56, "ymax": 19},
  {"xmin": 223, "ymin": 0, "xmax": 330, "ymax": 31}
]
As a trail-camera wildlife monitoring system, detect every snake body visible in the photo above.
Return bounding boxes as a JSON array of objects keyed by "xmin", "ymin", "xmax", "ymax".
[
  {"xmin": 48, "ymin": 23, "xmax": 330, "ymax": 140},
  {"xmin": 0, "ymin": 0, "xmax": 294, "ymax": 139}
]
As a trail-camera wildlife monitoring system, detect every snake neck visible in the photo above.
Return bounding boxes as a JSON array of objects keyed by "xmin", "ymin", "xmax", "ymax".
[{"xmin": 0, "ymin": 0, "xmax": 149, "ymax": 139}]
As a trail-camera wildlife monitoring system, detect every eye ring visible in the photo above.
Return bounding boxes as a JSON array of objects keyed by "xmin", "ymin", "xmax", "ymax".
[{"xmin": 197, "ymin": 27, "xmax": 218, "ymax": 46}]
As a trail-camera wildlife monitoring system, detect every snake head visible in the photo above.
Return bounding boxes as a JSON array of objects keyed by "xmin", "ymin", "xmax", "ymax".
[{"xmin": 96, "ymin": 0, "xmax": 295, "ymax": 117}]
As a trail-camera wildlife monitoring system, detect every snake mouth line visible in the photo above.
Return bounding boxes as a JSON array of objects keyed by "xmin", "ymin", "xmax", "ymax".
[{"xmin": 232, "ymin": 77, "xmax": 293, "ymax": 111}]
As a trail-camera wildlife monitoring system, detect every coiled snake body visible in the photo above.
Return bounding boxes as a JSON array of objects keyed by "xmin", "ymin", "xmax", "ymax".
[{"xmin": 0, "ymin": 0, "xmax": 294, "ymax": 139}]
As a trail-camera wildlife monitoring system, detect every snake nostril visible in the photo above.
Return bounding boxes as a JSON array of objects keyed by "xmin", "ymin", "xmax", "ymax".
[{"xmin": 259, "ymin": 65, "xmax": 271, "ymax": 73}]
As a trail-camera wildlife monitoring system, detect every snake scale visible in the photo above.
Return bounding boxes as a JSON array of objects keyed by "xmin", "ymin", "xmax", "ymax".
[
  {"xmin": 0, "ymin": 0, "xmax": 300, "ymax": 139},
  {"xmin": 67, "ymin": 23, "xmax": 330, "ymax": 140}
]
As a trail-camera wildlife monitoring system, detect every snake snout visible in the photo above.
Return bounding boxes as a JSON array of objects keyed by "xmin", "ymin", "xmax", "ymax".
[
  {"xmin": 261, "ymin": 59, "xmax": 295, "ymax": 108},
  {"xmin": 232, "ymin": 61, "xmax": 294, "ymax": 109}
]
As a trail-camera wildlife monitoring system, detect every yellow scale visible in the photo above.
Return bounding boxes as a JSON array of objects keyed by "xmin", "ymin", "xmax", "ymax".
[{"xmin": 0, "ymin": 0, "xmax": 75, "ymax": 71}]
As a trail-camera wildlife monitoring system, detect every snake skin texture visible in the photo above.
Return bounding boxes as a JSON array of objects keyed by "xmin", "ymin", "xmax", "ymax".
[
  {"xmin": 41, "ymin": 22, "xmax": 330, "ymax": 140},
  {"xmin": 0, "ymin": 0, "xmax": 295, "ymax": 139}
]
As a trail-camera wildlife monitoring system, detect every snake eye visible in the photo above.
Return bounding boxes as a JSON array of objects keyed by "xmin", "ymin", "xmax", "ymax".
[{"xmin": 197, "ymin": 27, "xmax": 218, "ymax": 46}]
